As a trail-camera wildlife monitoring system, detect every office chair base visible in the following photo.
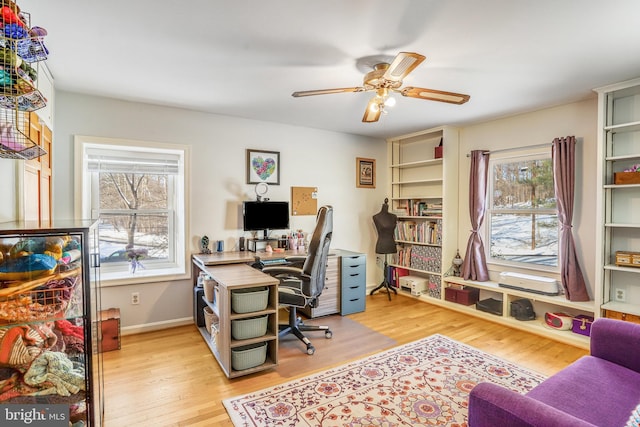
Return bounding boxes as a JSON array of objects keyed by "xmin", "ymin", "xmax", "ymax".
[{"xmin": 279, "ymin": 311, "xmax": 332, "ymax": 355}]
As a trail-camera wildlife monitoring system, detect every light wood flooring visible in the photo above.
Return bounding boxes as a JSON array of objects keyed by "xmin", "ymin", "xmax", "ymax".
[{"xmin": 102, "ymin": 292, "xmax": 588, "ymax": 426}]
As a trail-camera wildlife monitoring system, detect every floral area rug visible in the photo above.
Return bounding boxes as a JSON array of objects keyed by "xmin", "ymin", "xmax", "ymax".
[{"xmin": 223, "ymin": 334, "xmax": 546, "ymax": 426}]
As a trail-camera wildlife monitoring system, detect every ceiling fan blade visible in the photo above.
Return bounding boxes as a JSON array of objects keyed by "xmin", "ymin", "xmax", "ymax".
[
  {"xmin": 362, "ymin": 98, "xmax": 381, "ymax": 123},
  {"xmin": 400, "ymin": 87, "xmax": 470, "ymax": 104},
  {"xmin": 292, "ymin": 87, "xmax": 364, "ymax": 97},
  {"xmin": 382, "ymin": 52, "xmax": 426, "ymax": 82}
]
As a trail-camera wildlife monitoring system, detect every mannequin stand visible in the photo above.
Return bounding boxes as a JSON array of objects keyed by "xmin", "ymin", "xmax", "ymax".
[{"xmin": 370, "ymin": 254, "xmax": 397, "ymax": 301}]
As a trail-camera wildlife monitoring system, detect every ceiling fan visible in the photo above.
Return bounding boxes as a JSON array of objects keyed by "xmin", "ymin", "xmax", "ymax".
[{"xmin": 292, "ymin": 52, "xmax": 470, "ymax": 123}]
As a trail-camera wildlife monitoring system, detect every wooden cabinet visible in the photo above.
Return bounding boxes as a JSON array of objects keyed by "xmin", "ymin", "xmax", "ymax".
[
  {"xmin": 386, "ymin": 126, "xmax": 459, "ymax": 300},
  {"xmin": 0, "ymin": 221, "xmax": 103, "ymax": 426},
  {"xmin": 192, "ymin": 258, "xmax": 279, "ymax": 379},
  {"xmin": 595, "ymin": 77, "xmax": 640, "ymax": 320},
  {"xmin": 23, "ymin": 113, "xmax": 52, "ymax": 222},
  {"xmin": 301, "ymin": 255, "xmax": 340, "ymax": 318}
]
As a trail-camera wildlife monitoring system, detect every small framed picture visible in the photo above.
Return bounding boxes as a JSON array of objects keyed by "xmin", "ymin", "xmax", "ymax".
[
  {"xmin": 356, "ymin": 157, "xmax": 376, "ymax": 188},
  {"xmin": 246, "ymin": 149, "xmax": 280, "ymax": 185}
]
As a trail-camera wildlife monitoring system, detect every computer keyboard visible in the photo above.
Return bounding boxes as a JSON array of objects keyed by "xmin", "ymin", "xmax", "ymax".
[{"xmin": 260, "ymin": 258, "xmax": 287, "ymax": 266}]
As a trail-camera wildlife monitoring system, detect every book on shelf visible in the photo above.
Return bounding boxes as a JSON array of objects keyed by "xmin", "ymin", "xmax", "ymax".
[
  {"xmin": 387, "ymin": 266, "xmax": 409, "ymax": 288},
  {"xmin": 395, "ymin": 219, "xmax": 442, "ymax": 244},
  {"xmin": 398, "ymin": 199, "xmax": 443, "ymax": 217}
]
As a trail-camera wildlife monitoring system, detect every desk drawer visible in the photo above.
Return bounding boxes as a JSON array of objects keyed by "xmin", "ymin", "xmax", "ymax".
[{"xmin": 342, "ymin": 254, "xmax": 365, "ymax": 268}]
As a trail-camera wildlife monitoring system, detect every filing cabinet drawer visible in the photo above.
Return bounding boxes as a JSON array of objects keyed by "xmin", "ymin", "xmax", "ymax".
[
  {"xmin": 342, "ymin": 254, "xmax": 365, "ymax": 268},
  {"xmin": 341, "ymin": 295, "xmax": 365, "ymax": 315},
  {"xmin": 340, "ymin": 252, "xmax": 366, "ymax": 315}
]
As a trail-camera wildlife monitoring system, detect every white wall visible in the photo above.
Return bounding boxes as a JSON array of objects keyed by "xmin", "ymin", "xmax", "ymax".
[
  {"xmin": 457, "ymin": 97, "xmax": 598, "ymax": 299},
  {"xmin": 54, "ymin": 91, "xmax": 387, "ymax": 331},
  {"xmin": 0, "ymin": 162, "xmax": 17, "ymax": 222}
]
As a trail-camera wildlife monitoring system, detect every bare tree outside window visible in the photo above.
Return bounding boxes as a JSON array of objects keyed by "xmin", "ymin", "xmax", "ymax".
[
  {"xmin": 99, "ymin": 172, "xmax": 171, "ymax": 265},
  {"xmin": 488, "ymin": 156, "xmax": 558, "ymax": 267}
]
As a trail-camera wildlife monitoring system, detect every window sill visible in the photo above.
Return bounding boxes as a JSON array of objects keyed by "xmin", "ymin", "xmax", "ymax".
[{"xmin": 98, "ymin": 268, "xmax": 189, "ymax": 287}]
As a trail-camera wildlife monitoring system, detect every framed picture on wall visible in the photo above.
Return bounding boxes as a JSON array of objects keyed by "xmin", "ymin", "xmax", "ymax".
[
  {"xmin": 246, "ymin": 149, "xmax": 280, "ymax": 185},
  {"xmin": 356, "ymin": 157, "xmax": 375, "ymax": 188}
]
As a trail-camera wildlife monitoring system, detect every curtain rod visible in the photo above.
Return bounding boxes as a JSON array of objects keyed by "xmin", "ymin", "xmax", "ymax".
[{"xmin": 463, "ymin": 139, "xmax": 582, "ymax": 157}]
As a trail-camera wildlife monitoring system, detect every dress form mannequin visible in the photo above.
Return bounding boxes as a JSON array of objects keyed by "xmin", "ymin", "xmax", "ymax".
[{"xmin": 370, "ymin": 198, "xmax": 398, "ymax": 300}]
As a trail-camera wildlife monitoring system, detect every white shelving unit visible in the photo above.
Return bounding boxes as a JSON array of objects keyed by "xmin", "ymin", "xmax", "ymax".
[
  {"xmin": 595, "ymin": 77, "xmax": 640, "ymax": 323},
  {"xmin": 387, "ymin": 126, "xmax": 459, "ymax": 299},
  {"xmin": 386, "ymin": 125, "xmax": 597, "ymax": 349}
]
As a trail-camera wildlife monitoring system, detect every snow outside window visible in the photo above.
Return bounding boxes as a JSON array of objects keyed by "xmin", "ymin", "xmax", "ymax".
[
  {"xmin": 75, "ymin": 136, "xmax": 189, "ymax": 284},
  {"xmin": 486, "ymin": 152, "xmax": 559, "ymax": 270}
]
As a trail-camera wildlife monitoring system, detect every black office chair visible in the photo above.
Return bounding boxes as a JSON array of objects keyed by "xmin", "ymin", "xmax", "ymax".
[{"xmin": 262, "ymin": 205, "xmax": 333, "ymax": 355}]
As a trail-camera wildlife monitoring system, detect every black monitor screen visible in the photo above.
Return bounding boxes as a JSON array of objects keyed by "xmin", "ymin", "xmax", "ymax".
[{"xmin": 243, "ymin": 201, "xmax": 290, "ymax": 232}]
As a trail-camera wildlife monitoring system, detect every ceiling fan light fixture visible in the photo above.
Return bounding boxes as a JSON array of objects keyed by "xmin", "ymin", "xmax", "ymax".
[{"xmin": 384, "ymin": 95, "xmax": 396, "ymax": 107}]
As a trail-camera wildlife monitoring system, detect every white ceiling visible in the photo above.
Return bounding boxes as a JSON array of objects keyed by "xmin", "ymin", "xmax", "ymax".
[{"xmin": 19, "ymin": 0, "xmax": 640, "ymax": 139}]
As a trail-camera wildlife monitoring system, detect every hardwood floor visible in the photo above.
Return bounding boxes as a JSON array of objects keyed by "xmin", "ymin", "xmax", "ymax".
[{"xmin": 102, "ymin": 293, "xmax": 588, "ymax": 426}]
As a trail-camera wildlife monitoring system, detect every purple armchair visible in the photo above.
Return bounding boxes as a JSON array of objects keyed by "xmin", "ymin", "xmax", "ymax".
[{"xmin": 468, "ymin": 318, "xmax": 640, "ymax": 427}]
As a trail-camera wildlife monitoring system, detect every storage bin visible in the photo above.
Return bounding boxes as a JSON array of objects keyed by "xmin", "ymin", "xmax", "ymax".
[
  {"xmin": 203, "ymin": 277, "xmax": 216, "ymax": 302},
  {"xmin": 231, "ymin": 315, "xmax": 268, "ymax": 340},
  {"xmin": 445, "ymin": 286, "xmax": 480, "ymax": 305},
  {"xmin": 614, "ymin": 171, "xmax": 640, "ymax": 185},
  {"xmin": 572, "ymin": 315, "xmax": 594, "ymax": 336},
  {"xmin": 231, "ymin": 287, "xmax": 269, "ymax": 313},
  {"xmin": 231, "ymin": 342, "xmax": 267, "ymax": 371},
  {"xmin": 203, "ymin": 306, "xmax": 219, "ymax": 336},
  {"xmin": 614, "ymin": 251, "xmax": 640, "ymax": 268}
]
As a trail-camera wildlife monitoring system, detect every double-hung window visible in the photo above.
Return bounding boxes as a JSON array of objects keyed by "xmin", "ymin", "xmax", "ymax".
[
  {"xmin": 486, "ymin": 152, "xmax": 558, "ymax": 269},
  {"xmin": 75, "ymin": 136, "xmax": 189, "ymax": 283}
]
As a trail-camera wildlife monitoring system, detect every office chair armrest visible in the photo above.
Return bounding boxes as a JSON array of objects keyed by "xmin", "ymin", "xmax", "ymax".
[
  {"xmin": 261, "ymin": 265, "xmax": 303, "ymax": 277},
  {"xmin": 284, "ymin": 255, "xmax": 307, "ymax": 268}
]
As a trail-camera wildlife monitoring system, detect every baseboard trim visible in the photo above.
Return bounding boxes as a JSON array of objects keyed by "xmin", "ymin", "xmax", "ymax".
[{"xmin": 121, "ymin": 317, "xmax": 193, "ymax": 336}]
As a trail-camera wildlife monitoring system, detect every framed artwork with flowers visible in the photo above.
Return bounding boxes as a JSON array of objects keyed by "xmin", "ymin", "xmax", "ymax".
[{"xmin": 246, "ymin": 149, "xmax": 280, "ymax": 185}]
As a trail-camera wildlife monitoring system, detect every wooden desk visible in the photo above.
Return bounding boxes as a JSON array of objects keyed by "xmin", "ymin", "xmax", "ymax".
[
  {"xmin": 193, "ymin": 250, "xmax": 307, "ymax": 267},
  {"xmin": 192, "ymin": 261, "xmax": 279, "ymax": 378}
]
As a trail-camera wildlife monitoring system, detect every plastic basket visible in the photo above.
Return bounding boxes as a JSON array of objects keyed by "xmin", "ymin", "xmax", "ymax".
[
  {"xmin": 231, "ymin": 315, "xmax": 268, "ymax": 340},
  {"xmin": 203, "ymin": 306, "xmax": 219, "ymax": 336},
  {"xmin": 231, "ymin": 287, "xmax": 269, "ymax": 313},
  {"xmin": 231, "ymin": 342, "xmax": 267, "ymax": 371}
]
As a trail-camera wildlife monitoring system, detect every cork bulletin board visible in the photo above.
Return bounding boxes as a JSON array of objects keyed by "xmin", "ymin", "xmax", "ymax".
[{"xmin": 291, "ymin": 186, "xmax": 318, "ymax": 216}]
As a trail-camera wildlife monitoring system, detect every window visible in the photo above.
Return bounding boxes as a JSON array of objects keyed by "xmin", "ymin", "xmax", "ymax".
[
  {"xmin": 487, "ymin": 153, "xmax": 558, "ymax": 269},
  {"xmin": 75, "ymin": 136, "xmax": 189, "ymax": 283}
]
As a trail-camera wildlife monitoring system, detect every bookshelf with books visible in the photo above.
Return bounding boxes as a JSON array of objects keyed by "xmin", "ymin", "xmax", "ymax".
[{"xmin": 387, "ymin": 126, "xmax": 459, "ymax": 300}]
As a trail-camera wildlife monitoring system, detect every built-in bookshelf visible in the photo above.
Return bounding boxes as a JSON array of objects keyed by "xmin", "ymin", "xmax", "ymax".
[
  {"xmin": 386, "ymin": 126, "xmax": 459, "ymax": 299},
  {"xmin": 595, "ymin": 77, "xmax": 640, "ymax": 323}
]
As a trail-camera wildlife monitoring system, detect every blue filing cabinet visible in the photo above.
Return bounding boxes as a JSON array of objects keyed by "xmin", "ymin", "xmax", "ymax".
[{"xmin": 340, "ymin": 251, "xmax": 366, "ymax": 315}]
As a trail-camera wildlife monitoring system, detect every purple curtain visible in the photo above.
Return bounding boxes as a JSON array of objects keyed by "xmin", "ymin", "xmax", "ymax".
[
  {"xmin": 462, "ymin": 150, "xmax": 490, "ymax": 281},
  {"xmin": 552, "ymin": 136, "xmax": 589, "ymax": 301}
]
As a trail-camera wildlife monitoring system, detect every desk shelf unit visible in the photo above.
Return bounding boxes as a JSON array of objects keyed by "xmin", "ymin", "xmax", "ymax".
[
  {"xmin": 595, "ymin": 78, "xmax": 640, "ymax": 324},
  {"xmin": 387, "ymin": 126, "xmax": 459, "ymax": 300},
  {"xmin": 192, "ymin": 258, "xmax": 279, "ymax": 378}
]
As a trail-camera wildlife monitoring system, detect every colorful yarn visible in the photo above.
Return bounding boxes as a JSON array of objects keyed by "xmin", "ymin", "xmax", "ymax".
[
  {"xmin": 0, "ymin": 6, "xmax": 24, "ymax": 27},
  {"xmin": 0, "ymin": 70, "xmax": 12, "ymax": 86},
  {"xmin": 3, "ymin": 23, "xmax": 28, "ymax": 39}
]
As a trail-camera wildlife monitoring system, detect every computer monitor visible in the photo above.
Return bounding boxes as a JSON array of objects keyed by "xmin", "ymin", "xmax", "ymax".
[{"xmin": 242, "ymin": 201, "xmax": 290, "ymax": 238}]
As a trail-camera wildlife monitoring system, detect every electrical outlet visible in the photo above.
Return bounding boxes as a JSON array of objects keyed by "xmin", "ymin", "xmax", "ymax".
[
  {"xmin": 131, "ymin": 292, "xmax": 140, "ymax": 305},
  {"xmin": 614, "ymin": 288, "xmax": 626, "ymax": 302}
]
